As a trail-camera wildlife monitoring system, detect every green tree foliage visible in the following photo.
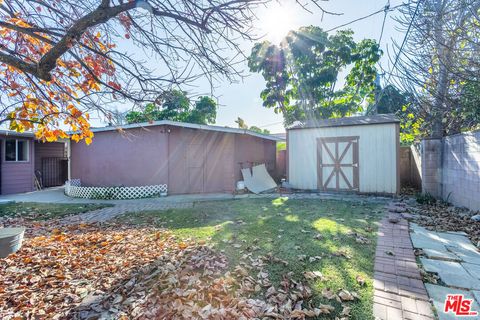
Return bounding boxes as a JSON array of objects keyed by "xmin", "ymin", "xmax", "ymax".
[
  {"xmin": 372, "ymin": 84, "xmax": 423, "ymax": 145},
  {"xmin": 234, "ymin": 117, "xmax": 270, "ymax": 134},
  {"xmin": 248, "ymin": 27, "xmax": 381, "ymax": 125},
  {"xmin": 125, "ymin": 90, "xmax": 217, "ymax": 125}
]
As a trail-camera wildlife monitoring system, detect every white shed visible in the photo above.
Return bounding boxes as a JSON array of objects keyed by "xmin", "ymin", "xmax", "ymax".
[{"xmin": 287, "ymin": 114, "xmax": 400, "ymax": 195}]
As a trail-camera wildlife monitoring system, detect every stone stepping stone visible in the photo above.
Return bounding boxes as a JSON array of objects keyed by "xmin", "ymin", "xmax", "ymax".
[
  {"xmin": 0, "ymin": 227, "xmax": 25, "ymax": 258},
  {"xmin": 420, "ymin": 258, "xmax": 480, "ymax": 290},
  {"xmin": 425, "ymin": 284, "xmax": 480, "ymax": 320}
]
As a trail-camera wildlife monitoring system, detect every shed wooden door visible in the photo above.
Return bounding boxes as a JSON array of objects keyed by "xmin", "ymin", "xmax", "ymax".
[
  {"xmin": 317, "ymin": 136, "xmax": 359, "ymax": 191},
  {"xmin": 186, "ymin": 143, "xmax": 205, "ymax": 193}
]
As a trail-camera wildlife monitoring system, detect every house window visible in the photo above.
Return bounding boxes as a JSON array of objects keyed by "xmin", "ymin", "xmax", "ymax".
[{"xmin": 5, "ymin": 139, "xmax": 29, "ymax": 162}]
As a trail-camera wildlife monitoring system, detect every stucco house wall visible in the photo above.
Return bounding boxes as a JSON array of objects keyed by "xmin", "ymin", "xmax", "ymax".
[
  {"xmin": 233, "ymin": 134, "xmax": 276, "ymax": 183},
  {"xmin": 70, "ymin": 122, "xmax": 279, "ymax": 195},
  {"xmin": 70, "ymin": 126, "xmax": 169, "ymax": 188},
  {"xmin": 34, "ymin": 141, "xmax": 67, "ymax": 173},
  {"xmin": 0, "ymin": 133, "xmax": 35, "ymax": 195}
]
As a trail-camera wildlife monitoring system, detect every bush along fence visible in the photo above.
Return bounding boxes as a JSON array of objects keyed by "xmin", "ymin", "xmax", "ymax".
[
  {"xmin": 65, "ymin": 179, "xmax": 168, "ymax": 200},
  {"xmin": 421, "ymin": 130, "xmax": 480, "ymax": 211}
]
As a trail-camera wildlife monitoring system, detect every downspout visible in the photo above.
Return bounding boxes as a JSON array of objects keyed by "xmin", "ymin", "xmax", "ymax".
[{"xmin": 67, "ymin": 139, "xmax": 71, "ymax": 181}]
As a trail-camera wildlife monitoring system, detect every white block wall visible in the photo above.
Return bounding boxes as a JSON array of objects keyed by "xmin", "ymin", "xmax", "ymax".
[{"xmin": 442, "ymin": 131, "xmax": 480, "ymax": 210}]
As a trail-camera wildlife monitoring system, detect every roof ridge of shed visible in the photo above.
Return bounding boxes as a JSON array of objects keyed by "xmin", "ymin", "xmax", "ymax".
[{"xmin": 288, "ymin": 114, "xmax": 399, "ymax": 130}]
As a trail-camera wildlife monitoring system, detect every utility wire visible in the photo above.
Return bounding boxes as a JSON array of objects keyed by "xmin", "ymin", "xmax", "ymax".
[
  {"xmin": 371, "ymin": 0, "xmax": 423, "ymax": 114},
  {"xmin": 384, "ymin": 0, "xmax": 422, "ymax": 87},
  {"xmin": 378, "ymin": 0, "xmax": 390, "ymax": 45},
  {"xmin": 326, "ymin": 3, "xmax": 407, "ymax": 33}
]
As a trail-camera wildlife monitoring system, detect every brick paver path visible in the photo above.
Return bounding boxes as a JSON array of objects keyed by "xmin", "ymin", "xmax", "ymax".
[
  {"xmin": 373, "ymin": 202, "xmax": 435, "ymax": 320},
  {"xmin": 60, "ymin": 201, "xmax": 193, "ymax": 224}
]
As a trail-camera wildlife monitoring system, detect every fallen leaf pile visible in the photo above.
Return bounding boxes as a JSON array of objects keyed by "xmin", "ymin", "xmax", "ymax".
[
  {"xmin": 0, "ymin": 221, "xmax": 188, "ymax": 319},
  {"xmin": 410, "ymin": 203, "xmax": 480, "ymax": 248},
  {"xmin": 0, "ymin": 219, "xmax": 361, "ymax": 319}
]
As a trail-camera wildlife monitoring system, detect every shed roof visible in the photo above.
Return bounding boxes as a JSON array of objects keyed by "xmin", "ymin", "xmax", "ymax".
[
  {"xmin": 288, "ymin": 114, "xmax": 399, "ymax": 130},
  {"xmin": 89, "ymin": 120, "xmax": 284, "ymax": 141},
  {"xmin": 2, "ymin": 121, "xmax": 284, "ymax": 142},
  {"xmin": 0, "ymin": 130, "xmax": 35, "ymax": 138}
]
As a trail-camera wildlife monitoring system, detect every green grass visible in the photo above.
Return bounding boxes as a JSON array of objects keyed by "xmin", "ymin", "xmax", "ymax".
[
  {"xmin": 118, "ymin": 198, "xmax": 383, "ymax": 319},
  {"xmin": 0, "ymin": 202, "xmax": 112, "ymax": 220}
]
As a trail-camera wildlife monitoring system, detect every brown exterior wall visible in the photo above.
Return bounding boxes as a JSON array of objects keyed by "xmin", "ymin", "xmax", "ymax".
[
  {"xmin": 166, "ymin": 126, "xmax": 235, "ymax": 194},
  {"xmin": 233, "ymin": 134, "xmax": 277, "ymax": 183},
  {"xmin": 276, "ymin": 150, "xmax": 286, "ymax": 180},
  {"xmin": 70, "ymin": 124, "xmax": 277, "ymax": 194},
  {"xmin": 0, "ymin": 135, "xmax": 35, "ymax": 195},
  {"xmin": 399, "ymin": 145, "xmax": 421, "ymax": 190},
  {"xmin": 34, "ymin": 141, "xmax": 67, "ymax": 171},
  {"xmin": 71, "ymin": 126, "xmax": 169, "ymax": 187}
]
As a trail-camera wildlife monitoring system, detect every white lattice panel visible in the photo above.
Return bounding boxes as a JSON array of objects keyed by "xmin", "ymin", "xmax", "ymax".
[{"xmin": 65, "ymin": 180, "xmax": 167, "ymax": 200}]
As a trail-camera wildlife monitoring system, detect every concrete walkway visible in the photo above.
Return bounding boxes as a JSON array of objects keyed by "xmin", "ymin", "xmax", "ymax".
[
  {"xmin": 1, "ymin": 187, "xmax": 392, "ymax": 224},
  {"xmin": 411, "ymin": 223, "xmax": 480, "ymax": 319},
  {"xmin": 0, "ymin": 187, "xmax": 234, "ymax": 204},
  {"xmin": 373, "ymin": 202, "xmax": 435, "ymax": 320},
  {"xmin": 0, "ymin": 186, "xmax": 392, "ymax": 204}
]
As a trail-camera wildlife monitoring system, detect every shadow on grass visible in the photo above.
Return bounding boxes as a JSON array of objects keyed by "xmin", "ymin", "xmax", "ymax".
[{"xmin": 111, "ymin": 197, "xmax": 384, "ymax": 319}]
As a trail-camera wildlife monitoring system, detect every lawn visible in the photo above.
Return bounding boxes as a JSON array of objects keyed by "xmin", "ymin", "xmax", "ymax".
[
  {"xmin": 0, "ymin": 202, "xmax": 111, "ymax": 220},
  {"xmin": 117, "ymin": 197, "xmax": 384, "ymax": 319}
]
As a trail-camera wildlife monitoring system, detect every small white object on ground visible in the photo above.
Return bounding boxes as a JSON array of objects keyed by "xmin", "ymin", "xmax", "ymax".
[{"xmin": 0, "ymin": 227, "xmax": 26, "ymax": 258}]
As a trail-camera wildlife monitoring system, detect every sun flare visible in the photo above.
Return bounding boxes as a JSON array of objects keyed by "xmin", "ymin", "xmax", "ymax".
[{"xmin": 259, "ymin": 5, "xmax": 295, "ymax": 44}]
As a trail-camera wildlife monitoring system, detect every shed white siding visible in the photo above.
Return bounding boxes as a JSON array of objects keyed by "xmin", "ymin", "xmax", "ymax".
[{"xmin": 288, "ymin": 123, "xmax": 399, "ymax": 194}]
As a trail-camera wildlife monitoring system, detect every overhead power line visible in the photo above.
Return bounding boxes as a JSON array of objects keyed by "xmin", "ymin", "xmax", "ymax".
[
  {"xmin": 384, "ymin": 0, "xmax": 422, "ymax": 88},
  {"xmin": 378, "ymin": 0, "xmax": 391, "ymax": 45},
  {"xmin": 371, "ymin": 0, "xmax": 423, "ymax": 114},
  {"xmin": 326, "ymin": 3, "xmax": 407, "ymax": 33}
]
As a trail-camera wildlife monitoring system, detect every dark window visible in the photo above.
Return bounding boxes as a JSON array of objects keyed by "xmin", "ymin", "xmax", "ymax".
[
  {"xmin": 17, "ymin": 140, "xmax": 28, "ymax": 161},
  {"xmin": 5, "ymin": 139, "xmax": 16, "ymax": 161},
  {"xmin": 5, "ymin": 139, "xmax": 29, "ymax": 162}
]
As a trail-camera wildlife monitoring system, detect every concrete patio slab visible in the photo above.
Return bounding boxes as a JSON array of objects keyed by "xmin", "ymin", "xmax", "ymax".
[
  {"xmin": 473, "ymin": 291, "xmax": 480, "ymax": 305},
  {"xmin": 462, "ymin": 263, "xmax": 480, "ymax": 280},
  {"xmin": 425, "ymin": 284, "xmax": 480, "ymax": 320},
  {"xmin": 423, "ymin": 248, "xmax": 461, "ymax": 261},
  {"xmin": 446, "ymin": 246, "xmax": 480, "ymax": 265},
  {"xmin": 420, "ymin": 258, "xmax": 480, "ymax": 290},
  {"xmin": 411, "ymin": 233, "xmax": 449, "ymax": 251}
]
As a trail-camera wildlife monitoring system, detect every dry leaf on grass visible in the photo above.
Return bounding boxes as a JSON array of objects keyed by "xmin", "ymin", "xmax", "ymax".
[
  {"xmin": 341, "ymin": 305, "xmax": 352, "ymax": 316},
  {"xmin": 338, "ymin": 289, "xmax": 358, "ymax": 301},
  {"xmin": 321, "ymin": 288, "xmax": 336, "ymax": 300},
  {"xmin": 303, "ymin": 271, "xmax": 324, "ymax": 281},
  {"xmin": 356, "ymin": 275, "xmax": 366, "ymax": 286}
]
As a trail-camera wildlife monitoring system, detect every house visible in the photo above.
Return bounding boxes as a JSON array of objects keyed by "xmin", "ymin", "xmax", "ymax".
[
  {"xmin": 287, "ymin": 114, "xmax": 400, "ymax": 194},
  {"xmin": 70, "ymin": 120, "xmax": 282, "ymax": 194},
  {"xmin": 0, "ymin": 131, "xmax": 67, "ymax": 195}
]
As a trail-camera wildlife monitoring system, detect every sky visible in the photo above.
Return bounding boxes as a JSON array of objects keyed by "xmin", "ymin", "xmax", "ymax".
[{"xmin": 95, "ymin": 0, "xmax": 407, "ymax": 134}]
